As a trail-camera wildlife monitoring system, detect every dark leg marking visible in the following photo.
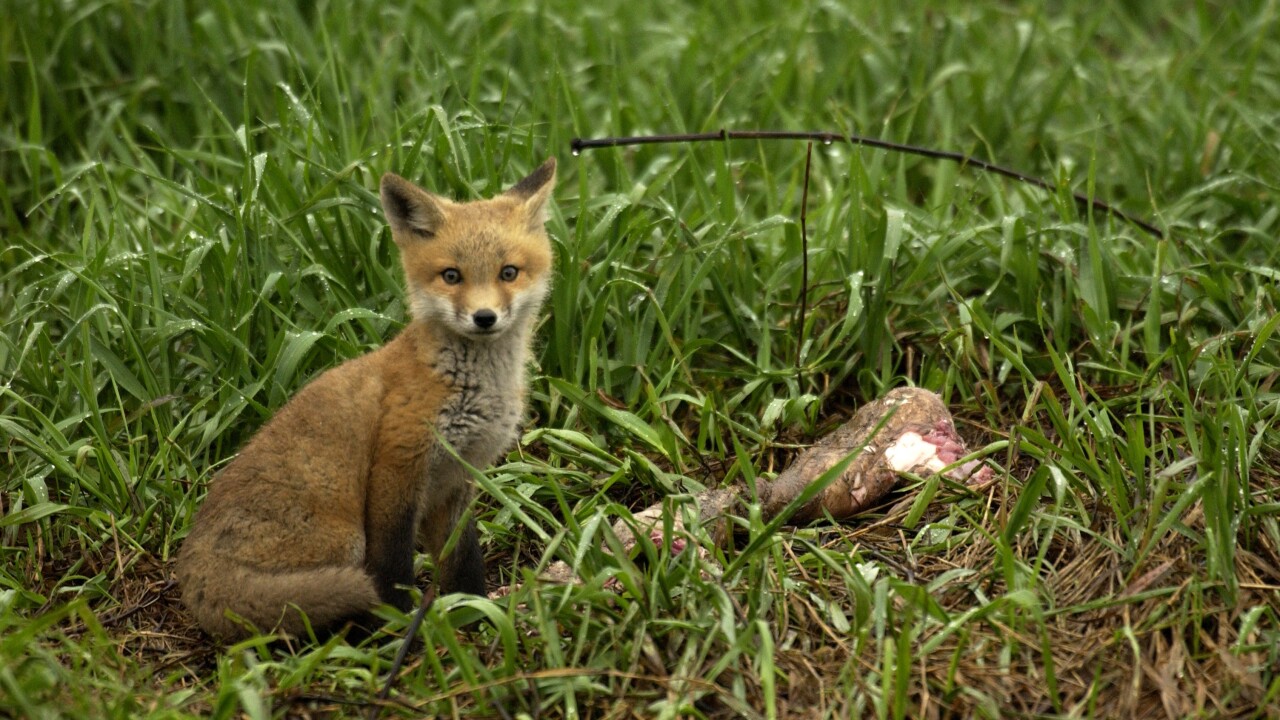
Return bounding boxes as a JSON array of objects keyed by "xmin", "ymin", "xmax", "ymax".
[
  {"xmin": 368, "ymin": 509, "xmax": 417, "ymax": 613},
  {"xmin": 439, "ymin": 518, "xmax": 487, "ymax": 596}
]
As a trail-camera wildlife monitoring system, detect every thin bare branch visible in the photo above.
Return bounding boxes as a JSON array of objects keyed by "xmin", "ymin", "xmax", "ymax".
[
  {"xmin": 369, "ymin": 586, "xmax": 438, "ymax": 720},
  {"xmin": 570, "ymin": 130, "xmax": 1164, "ymax": 238},
  {"xmin": 797, "ymin": 141, "xmax": 813, "ymax": 378}
]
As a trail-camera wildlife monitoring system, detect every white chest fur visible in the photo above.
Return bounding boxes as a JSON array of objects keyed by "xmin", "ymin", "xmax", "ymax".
[{"xmin": 430, "ymin": 335, "xmax": 529, "ymax": 468}]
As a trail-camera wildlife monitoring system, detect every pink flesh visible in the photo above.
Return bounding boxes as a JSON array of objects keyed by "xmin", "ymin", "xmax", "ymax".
[{"xmin": 921, "ymin": 420, "xmax": 994, "ymax": 485}]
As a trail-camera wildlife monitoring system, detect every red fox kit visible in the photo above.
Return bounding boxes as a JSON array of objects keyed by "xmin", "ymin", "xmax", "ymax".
[{"xmin": 176, "ymin": 158, "xmax": 557, "ymax": 640}]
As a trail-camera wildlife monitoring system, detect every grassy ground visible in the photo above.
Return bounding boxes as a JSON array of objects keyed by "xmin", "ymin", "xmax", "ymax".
[{"xmin": 3, "ymin": 0, "xmax": 1279, "ymax": 717}]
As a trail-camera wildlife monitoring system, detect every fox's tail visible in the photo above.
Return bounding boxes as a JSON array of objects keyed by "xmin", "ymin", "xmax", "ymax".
[{"xmin": 179, "ymin": 563, "xmax": 380, "ymax": 640}]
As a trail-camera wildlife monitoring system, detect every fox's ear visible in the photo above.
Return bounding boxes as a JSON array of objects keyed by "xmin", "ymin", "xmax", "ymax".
[
  {"xmin": 380, "ymin": 173, "xmax": 446, "ymax": 239},
  {"xmin": 504, "ymin": 157, "xmax": 556, "ymax": 229}
]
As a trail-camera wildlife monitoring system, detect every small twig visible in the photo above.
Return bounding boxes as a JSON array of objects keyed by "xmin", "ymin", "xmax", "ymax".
[
  {"xmin": 570, "ymin": 129, "xmax": 1163, "ymax": 238},
  {"xmin": 368, "ymin": 585, "xmax": 437, "ymax": 720},
  {"xmin": 797, "ymin": 141, "xmax": 813, "ymax": 378},
  {"xmin": 99, "ymin": 579, "xmax": 177, "ymax": 627},
  {"xmin": 285, "ymin": 692, "xmax": 383, "ymax": 709}
]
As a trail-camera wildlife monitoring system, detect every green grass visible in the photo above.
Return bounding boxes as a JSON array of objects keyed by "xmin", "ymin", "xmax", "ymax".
[{"xmin": 3, "ymin": 0, "xmax": 1279, "ymax": 717}]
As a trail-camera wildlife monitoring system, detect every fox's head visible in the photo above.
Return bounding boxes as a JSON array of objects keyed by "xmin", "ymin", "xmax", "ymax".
[{"xmin": 380, "ymin": 158, "xmax": 556, "ymax": 339}]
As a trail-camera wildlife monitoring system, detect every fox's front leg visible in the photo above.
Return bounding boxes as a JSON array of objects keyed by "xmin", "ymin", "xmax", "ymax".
[
  {"xmin": 441, "ymin": 516, "xmax": 487, "ymax": 595},
  {"xmin": 364, "ymin": 461, "xmax": 421, "ymax": 614},
  {"xmin": 419, "ymin": 482, "xmax": 487, "ymax": 596}
]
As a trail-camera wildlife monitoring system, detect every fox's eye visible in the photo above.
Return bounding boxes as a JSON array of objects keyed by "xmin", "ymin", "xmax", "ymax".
[
  {"xmin": 441, "ymin": 268, "xmax": 462, "ymax": 285},
  {"xmin": 499, "ymin": 265, "xmax": 519, "ymax": 282}
]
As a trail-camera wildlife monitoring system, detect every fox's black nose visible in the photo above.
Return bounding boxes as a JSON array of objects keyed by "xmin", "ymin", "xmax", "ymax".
[{"xmin": 473, "ymin": 309, "xmax": 497, "ymax": 329}]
